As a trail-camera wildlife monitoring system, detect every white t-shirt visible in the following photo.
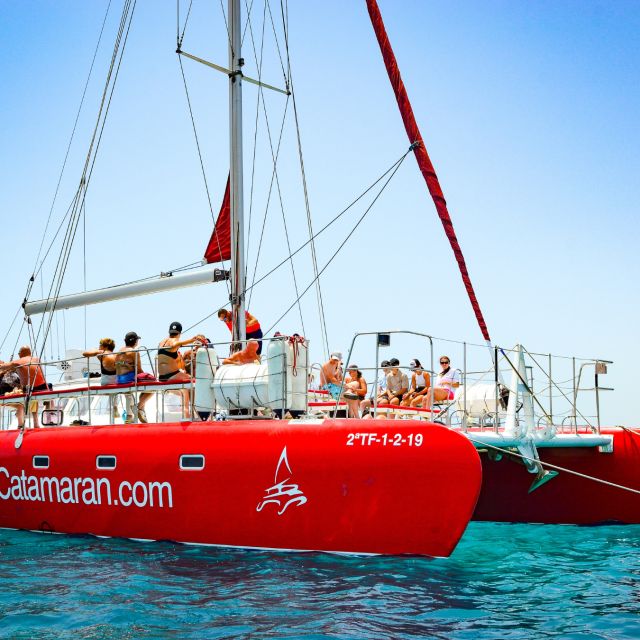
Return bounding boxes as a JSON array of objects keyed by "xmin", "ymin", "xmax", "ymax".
[{"xmin": 436, "ymin": 368, "xmax": 460, "ymax": 389}]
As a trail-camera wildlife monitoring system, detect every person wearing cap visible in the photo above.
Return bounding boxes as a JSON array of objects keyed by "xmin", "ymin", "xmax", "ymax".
[
  {"xmin": 422, "ymin": 355, "xmax": 460, "ymax": 410},
  {"xmin": 401, "ymin": 358, "xmax": 431, "ymax": 408},
  {"xmin": 157, "ymin": 322, "xmax": 202, "ymax": 383},
  {"xmin": 157, "ymin": 321, "xmax": 203, "ymax": 420},
  {"xmin": 116, "ymin": 332, "xmax": 153, "ymax": 423},
  {"xmin": 320, "ymin": 352, "xmax": 343, "ymax": 400},
  {"xmin": 343, "ymin": 364, "xmax": 367, "ymax": 418},
  {"xmin": 360, "ymin": 360, "xmax": 391, "ymax": 417},
  {"xmin": 381, "ymin": 358, "xmax": 408, "ymax": 408},
  {"xmin": 217, "ymin": 308, "xmax": 263, "ymax": 355}
]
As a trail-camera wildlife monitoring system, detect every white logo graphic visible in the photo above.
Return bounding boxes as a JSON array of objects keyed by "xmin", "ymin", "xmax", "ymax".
[{"xmin": 256, "ymin": 446, "xmax": 307, "ymax": 515}]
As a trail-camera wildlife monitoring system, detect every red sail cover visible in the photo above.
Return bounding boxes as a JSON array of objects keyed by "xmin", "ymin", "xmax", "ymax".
[
  {"xmin": 366, "ymin": 0, "xmax": 491, "ymax": 343},
  {"xmin": 204, "ymin": 175, "xmax": 231, "ymax": 264}
]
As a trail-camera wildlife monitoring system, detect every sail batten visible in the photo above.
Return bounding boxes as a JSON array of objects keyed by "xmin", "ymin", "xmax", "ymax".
[{"xmin": 366, "ymin": 0, "xmax": 491, "ymax": 343}]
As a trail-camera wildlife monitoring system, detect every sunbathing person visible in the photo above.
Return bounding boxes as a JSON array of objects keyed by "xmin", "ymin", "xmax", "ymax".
[
  {"xmin": 0, "ymin": 346, "xmax": 50, "ymax": 428},
  {"xmin": 157, "ymin": 322, "xmax": 201, "ymax": 382},
  {"xmin": 83, "ymin": 338, "xmax": 117, "ymax": 385},
  {"xmin": 401, "ymin": 359, "xmax": 431, "ymax": 408},
  {"xmin": 222, "ymin": 340, "xmax": 261, "ymax": 365},
  {"xmin": 319, "ymin": 352, "xmax": 343, "ymax": 400},
  {"xmin": 422, "ymin": 355, "xmax": 460, "ymax": 410},
  {"xmin": 115, "ymin": 332, "xmax": 153, "ymax": 423},
  {"xmin": 343, "ymin": 364, "xmax": 367, "ymax": 418}
]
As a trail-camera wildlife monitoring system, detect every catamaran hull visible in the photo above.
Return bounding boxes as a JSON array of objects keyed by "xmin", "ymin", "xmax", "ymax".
[
  {"xmin": 472, "ymin": 428, "xmax": 640, "ymax": 524},
  {"xmin": 0, "ymin": 419, "xmax": 482, "ymax": 557}
]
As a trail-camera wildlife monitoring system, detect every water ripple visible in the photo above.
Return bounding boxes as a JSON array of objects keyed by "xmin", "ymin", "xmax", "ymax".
[{"xmin": 0, "ymin": 523, "xmax": 639, "ymax": 639}]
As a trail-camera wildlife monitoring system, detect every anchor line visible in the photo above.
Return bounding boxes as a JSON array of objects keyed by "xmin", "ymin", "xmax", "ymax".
[{"xmin": 465, "ymin": 435, "xmax": 640, "ymax": 496}]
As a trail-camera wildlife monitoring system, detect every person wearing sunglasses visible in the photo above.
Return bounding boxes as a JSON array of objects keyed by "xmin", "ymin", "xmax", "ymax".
[{"xmin": 421, "ymin": 356, "xmax": 460, "ymax": 410}]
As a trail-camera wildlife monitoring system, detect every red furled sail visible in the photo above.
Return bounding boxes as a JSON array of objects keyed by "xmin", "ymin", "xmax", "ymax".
[
  {"xmin": 365, "ymin": 0, "xmax": 491, "ymax": 342},
  {"xmin": 204, "ymin": 175, "xmax": 231, "ymax": 264}
]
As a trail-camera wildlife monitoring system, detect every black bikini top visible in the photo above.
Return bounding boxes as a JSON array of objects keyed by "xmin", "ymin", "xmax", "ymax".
[
  {"xmin": 99, "ymin": 355, "xmax": 116, "ymax": 376},
  {"xmin": 158, "ymin": 348, "xmax": 179, "ymax": 360}
]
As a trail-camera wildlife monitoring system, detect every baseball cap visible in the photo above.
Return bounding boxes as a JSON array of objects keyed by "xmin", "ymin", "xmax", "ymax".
[
  {"xmin": 409, "ymin": 359, "xmax": 421, "ymax": 370},
  {"xmin": 381, "ymin": 360, "xmax": 390, "ymax": 367},
  {"xmin": 389, "ymin": 358, "xmax": 400, "ymax": 367},
  {"xmin": 125, "ymin": 331, "xmax": 141, "ymax": 344},
  {"xmin": 169, "ymin": 321, "xmax": 182, "ymax": 336},
  {"xmin": 330, "ymin": 351, "xmax": 342, "ymax": 361}
]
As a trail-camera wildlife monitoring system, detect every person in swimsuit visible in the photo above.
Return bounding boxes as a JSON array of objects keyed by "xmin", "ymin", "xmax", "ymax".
[
  {"xmin": 422, "ymin": 355, "xmax": 460, "ymax": 410},
  {"xmin": 157, "ymin": 322, "xmax": 202, "ymax": 419},
  {"xmin": 218, "ymin": 308, "xmax": 263, "ymax": 355},
  {"xmin": 83, "ymin": 338, "xmax": 118, "ymax": 385},
  {"xmin": 115, "ymin": 332, "xmax": 153, "ymax": 423},
  {"xmin": 401, "ymin": 359, "xmax": 431, "ymax": 408},
  {"xmin": 343, "ymin": 364, "xmax": 367, "ymax": 418},
  {"xmin": 0, "ymin": 346, "xmax": 50, "ymax": 428},
  {"xmin": 222, "ymin": 339, "xmax": 261, "ymax": 365},
  {"xmin": 320, "ymin": 352, "xmax": 343, "ymax": 400}
]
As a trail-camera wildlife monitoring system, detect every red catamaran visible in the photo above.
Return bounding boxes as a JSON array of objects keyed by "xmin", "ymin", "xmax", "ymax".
[{"xmin": 0, "ymin": 0, "xmax": 484, "ymax": 558}]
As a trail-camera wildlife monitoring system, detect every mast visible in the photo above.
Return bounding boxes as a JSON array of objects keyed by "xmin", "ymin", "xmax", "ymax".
[{"xmin": 229, "ymin": 0, "xmax": 246, "ymax": 344}]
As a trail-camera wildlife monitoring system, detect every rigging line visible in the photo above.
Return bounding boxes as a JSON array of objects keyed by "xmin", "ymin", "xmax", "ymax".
[
  {"xmin": 83, "ymin": 197, "xmax": 87, "ymax": 350},
  {"xmin": 242, "ymin": 0, "xmax": 301, "ymax": 325},
  {"xmin": 177, "ymin": 56, "xmax": 230, "ymax": 294},
  {"xmin": 243, "ymin": 0, "xmax": 265, "ymax": 286},
  {"xmin": 184, "ymin": 148, "xmax": 411, "ymax": 333},
  {"xmin": 241, "ymin": 0, "xmax": 256, "ymax": 46},
  {"xmin": 522, "ymin": 347, "xmax": 595, "ymax": 432},
  {"xmin": 178, "ymin": 0, "xmax": 194, "ymax": 48},
  {"xmin": 28, "ymin": 0, "xmax": 113, "ymax": 299},
  {"xmin": 36, "ymin": 0, "xmax": 136, "ymax": 355},
  {"xmin": 243, "ymin": 4, "xmax": 304, "ymax": 332},
  {"xmin": 250, "ymin": 148, "xmax": 410, "ymax": 296},
  {"xmin": 245, "ymin": 96, "xmax": 290, "ymax": 306},
  {"xmin": 36, "ymin": 0, "xmax": 131, "ymax": 348},
  {"xmin": 11, "ymin": 319, "xmax": 28, "ymax": 361},
  {"xmin": 218, "ymin": 0, "xmax": 234, "ymax": 59},
  {"xmin": 265, "ymin": 0, "xmax": 287, "ymax": 85},
  {"xmin": 264, "ymin": 151, "xmax": 408, "ymax": 334},
  {"xmin": 280, "ymin": 5, "xmax": 329, "ymax": 358},
  {"xmin": 0, "ymin": 307, "xmax": 22, "ymax": 354}
]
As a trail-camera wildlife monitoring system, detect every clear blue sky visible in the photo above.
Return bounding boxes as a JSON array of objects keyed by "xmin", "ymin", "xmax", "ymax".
[{"xmin": 1, "ymin": 1, "xmax": 638, "ymax": 425}]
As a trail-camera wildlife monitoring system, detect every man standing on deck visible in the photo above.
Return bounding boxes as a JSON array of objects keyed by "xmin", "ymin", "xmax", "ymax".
[
  {"xmin": 217, "ymin": 308, "xmax": 263, "ymax": 355},
  {"xmin": 0, "ymin": 346, "xmax": 50, "ymax": 428}
]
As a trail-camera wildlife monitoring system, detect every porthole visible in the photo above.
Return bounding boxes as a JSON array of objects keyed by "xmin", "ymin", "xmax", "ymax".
[
  {"xmin": 96, "ymin": 455, "xmax": 117, "ymax": 470},
  {"xmin": 33, "ymin": 456, "xmax": 50, "ymax": 469},
  {"xmin": 180, "ymin": 454, "xmax": 205, "ymax": 470}
]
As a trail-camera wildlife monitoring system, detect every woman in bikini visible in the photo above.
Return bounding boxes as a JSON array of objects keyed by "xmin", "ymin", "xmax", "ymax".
[
  {"xmin": 157, "ymin": 322, "xmax": 202, "ymax": 419},
  {"xmin": 343, "ymin": 364, "xmax": 367, "ymax": 418},
  {"xmin": 83, "ymin": 338, "xmax": 118, "ymax": 386}
]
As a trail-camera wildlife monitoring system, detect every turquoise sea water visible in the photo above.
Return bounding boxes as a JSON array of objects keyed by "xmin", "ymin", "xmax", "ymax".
[{"xmin": 0, "ymin": 523, "xmax": 639, "ymax": 639}]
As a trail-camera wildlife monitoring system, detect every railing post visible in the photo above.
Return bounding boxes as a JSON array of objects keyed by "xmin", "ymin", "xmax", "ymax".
[
  {"xmin": 548, "ymin": 353, "xmax": 553, "ymax": 427},
  {"xmin": 462, "ymin": 341, "xmax": 467, "ymax": 431}
]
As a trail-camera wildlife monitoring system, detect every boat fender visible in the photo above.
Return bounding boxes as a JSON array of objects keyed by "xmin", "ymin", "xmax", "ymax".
[{"xmin": 194, "ymin": 347, "xmax": 219, "ymax": 414}]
